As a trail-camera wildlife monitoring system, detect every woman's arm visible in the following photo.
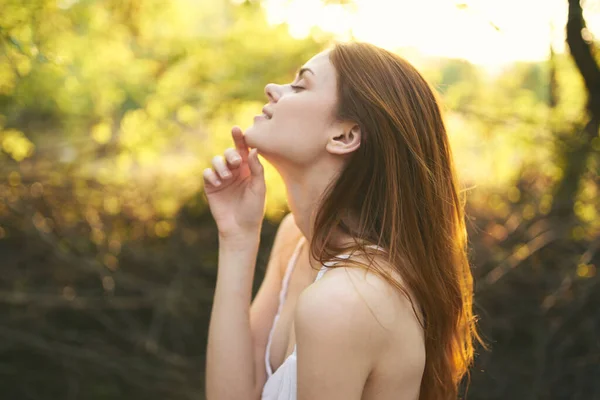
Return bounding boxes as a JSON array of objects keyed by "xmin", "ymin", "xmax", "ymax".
[
  {"xmin": 203, "ymin": 126, "xmax": 267, "ymax": 400},
  {"xmin": 294, "ymin": 268, "xmax": 376, "ymax": 400},
  {"xmin": 205, "ymin": 213, "xmax": 302, "ymax": 400},
  {"xmin": 205, "ymin": 233, "xmax": 262, "ymax": 400},
  {"xmin": 295, "ymin": 263, "xmax": 425, "ymax": 400}
]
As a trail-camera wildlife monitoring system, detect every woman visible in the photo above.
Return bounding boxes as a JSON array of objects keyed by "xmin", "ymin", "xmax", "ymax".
[{"xmin": 204, "ymin": 42, "xmax": 481, "ymax": 400}]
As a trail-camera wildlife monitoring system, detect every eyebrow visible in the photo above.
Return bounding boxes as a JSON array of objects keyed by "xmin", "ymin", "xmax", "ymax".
[{"xmin": 296, "ymin": 67, "xmax": 315, "ymax": 79}]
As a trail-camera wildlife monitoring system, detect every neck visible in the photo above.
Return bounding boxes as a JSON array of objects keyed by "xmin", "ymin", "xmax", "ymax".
[{"xmin": 280, "ymin": 157, "xmax": 354, "ymax": 249}]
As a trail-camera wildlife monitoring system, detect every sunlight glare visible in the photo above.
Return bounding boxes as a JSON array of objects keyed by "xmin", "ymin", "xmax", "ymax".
[{"xmin": 262, "ymin": 0, "xmax": 597, "ymax": 68}]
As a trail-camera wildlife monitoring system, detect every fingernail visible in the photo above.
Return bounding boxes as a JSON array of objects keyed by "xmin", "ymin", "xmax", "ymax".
[
  {"xmin": 215, "ymin": 179, "xmax": 222, "ymax": 186},
  {"xmin": 231, "ymin": 156, "xmax": 241, "ymax": 163}
]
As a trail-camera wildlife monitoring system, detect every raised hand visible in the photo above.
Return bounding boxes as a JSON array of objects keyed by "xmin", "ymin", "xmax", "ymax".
[{"xmin": 203, "ymin": 126, "xmax": 266, "ymax": 239}]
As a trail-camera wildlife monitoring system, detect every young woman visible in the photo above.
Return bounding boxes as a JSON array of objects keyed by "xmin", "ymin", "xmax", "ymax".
[{"xmin": 204, "ymin": 42, "xmax": 481, "ymax": 400}]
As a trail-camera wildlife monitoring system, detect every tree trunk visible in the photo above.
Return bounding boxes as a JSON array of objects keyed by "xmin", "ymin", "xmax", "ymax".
[{"xmin": 550, "ymin": 0, "xmax": 600, "ymax": 221}]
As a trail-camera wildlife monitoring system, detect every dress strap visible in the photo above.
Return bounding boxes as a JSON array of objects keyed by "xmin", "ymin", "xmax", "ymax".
[
  {"xmin": 264, "ymin": 235, "xmax": 306, "ymax": 377},
  {"xmin": 314, "ymin": 244, "xmax": 387, "ymax": 283}
]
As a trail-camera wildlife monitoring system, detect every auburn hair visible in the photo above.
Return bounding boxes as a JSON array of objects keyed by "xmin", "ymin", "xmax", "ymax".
[{"xmin": 307, "ymin": 41, "xmax": 483, "ymax": 400}]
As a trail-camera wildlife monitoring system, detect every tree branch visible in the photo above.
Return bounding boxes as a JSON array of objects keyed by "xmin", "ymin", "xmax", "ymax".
[{"xmin": 567, "ymin": 0, "xmax": 600, "ymax": 117}]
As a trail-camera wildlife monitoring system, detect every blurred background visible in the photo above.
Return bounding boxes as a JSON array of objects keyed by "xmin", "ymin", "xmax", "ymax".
[{"xmin": 0, "ymin": 0, "xmax": 598, "ymax": 399}]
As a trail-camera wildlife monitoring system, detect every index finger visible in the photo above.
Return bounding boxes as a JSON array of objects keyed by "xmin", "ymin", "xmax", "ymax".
[{"xmin": 231, "ymin": 126, "xmax": 249, "ymax": 159}]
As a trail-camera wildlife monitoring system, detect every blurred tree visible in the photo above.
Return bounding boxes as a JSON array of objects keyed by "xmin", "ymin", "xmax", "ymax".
[{"xmin": 550, "ymin": 0, "xmax": 600, "ymax": 222}]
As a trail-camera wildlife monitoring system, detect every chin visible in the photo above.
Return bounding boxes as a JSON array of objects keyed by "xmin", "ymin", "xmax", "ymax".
[
  {"xmin": 243, "ymin": 124, "xmax": 267, "ymax": 149},
  {"xmin": 242, "ymin": 124, "xmax": 255, "ymax": 147}
]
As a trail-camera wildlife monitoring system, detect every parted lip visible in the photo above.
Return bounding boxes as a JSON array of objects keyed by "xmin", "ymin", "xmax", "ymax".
[{"xmin": 262, "ymin": 106, "xmax": 273, "ymax": 119}]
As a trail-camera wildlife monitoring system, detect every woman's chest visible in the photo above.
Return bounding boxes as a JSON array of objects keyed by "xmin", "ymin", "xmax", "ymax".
[{"xmin": 268, "ymin": 256, "xmax": 318, "ymax": 374}]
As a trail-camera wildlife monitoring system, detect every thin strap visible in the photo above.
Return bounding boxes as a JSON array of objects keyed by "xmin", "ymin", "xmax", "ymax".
[
  {"xmin": 264, "ymin": 235, "xmax": 306, "ymax": 377},
  {"xmin": 314, "ymin": 244, "xmax": 387, "ymax": 282}
]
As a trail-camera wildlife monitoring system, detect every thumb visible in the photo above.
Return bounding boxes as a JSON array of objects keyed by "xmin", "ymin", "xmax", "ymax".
[{"xmin": 248, "ymin": 148, "xmax": 264, "ymax": 178}]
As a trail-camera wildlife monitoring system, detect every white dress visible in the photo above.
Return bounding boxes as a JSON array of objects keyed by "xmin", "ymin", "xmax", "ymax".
[{"xmin": 261, "ymin": 236, "xmax": 386, "ymax": 400}]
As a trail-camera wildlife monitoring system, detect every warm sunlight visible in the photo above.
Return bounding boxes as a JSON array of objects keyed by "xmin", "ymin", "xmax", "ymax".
[
  {"xmin": 3, "ymin": 1, "xmax": 599, "ymax": 399},
  {"xmin": 262, "ymin": 0, "xmax": 598, "ymax": 68}
]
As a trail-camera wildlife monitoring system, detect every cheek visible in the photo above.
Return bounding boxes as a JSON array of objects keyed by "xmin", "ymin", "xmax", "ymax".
[
  {"xmin": 276, "ymin": 95, "xmax": 334, "ymax": 134},
  {"xmin": 269, "ymin": 98, "xmax": 335, "ymax": 162}
]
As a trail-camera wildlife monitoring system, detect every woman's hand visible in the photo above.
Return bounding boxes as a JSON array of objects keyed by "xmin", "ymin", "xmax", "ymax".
[{"xmin": 203, "ymin": 126, "xmax": 266, "ymax": 240}]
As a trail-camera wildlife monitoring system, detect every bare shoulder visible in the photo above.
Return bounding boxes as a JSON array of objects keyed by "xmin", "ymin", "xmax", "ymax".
[{"xmin": 296, "ymin": 255, "xmax": 425, "ymax": 360}]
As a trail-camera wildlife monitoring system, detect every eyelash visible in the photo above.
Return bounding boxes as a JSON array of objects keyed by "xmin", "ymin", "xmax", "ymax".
[{"xmin": 290, "ymin": 85, "xmax": 304, "ymax": 92}]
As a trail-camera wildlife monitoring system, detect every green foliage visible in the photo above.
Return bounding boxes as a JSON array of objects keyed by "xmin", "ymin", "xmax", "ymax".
[
  {"xmin": 0, "ymin": 0, "xmax": 326, "ymax": 229},
  {"xmin": 0, "ymin": 0, "xmax": 597, "ymax": 239}
]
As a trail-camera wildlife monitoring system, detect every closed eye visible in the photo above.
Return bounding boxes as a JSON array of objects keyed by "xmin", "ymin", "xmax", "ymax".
[{"xmin": 290, "ymin": 85, "xmax": 304, "ymax": 92}]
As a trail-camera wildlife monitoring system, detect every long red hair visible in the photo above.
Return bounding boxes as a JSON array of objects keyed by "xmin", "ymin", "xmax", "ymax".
[{"xmin": 307, "ymin": 41, "xmax": 483, "ymax": 400}]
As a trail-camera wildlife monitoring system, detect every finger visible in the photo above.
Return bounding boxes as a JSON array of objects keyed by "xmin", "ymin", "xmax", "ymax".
[
  {"xmin": 231, "ymin": 126, "xmax": 249, "ymax": 158},
  {"xmin": 203, "ymin": 168, "xmax": 221, "ymax": 187},
  {"xmin": 212, "ymin": 155, "xmax": 232, "ymax": 179},
  {"xmin": 248, "ymin": 148, "xmax": 264, "ymax": 177},
  {"xmin": 223, "ymin": 148, "xmax": 242, "ymax": 168}
]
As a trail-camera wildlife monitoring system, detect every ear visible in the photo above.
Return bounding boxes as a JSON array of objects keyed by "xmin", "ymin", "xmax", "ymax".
[{"xmin": 326, "ymin": 123, "xmax": 361, "ymax": 155}]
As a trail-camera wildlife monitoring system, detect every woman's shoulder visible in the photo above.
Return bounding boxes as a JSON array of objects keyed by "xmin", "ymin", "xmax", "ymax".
[{"xmin": 298, "ymin": 254, "xmax": 425, "ymax": 357}]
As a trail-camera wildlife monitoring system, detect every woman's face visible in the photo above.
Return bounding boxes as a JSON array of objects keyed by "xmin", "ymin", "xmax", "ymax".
[{"xmin": 244, "ymin": 50, "xmax": 352, "ymax": 171}]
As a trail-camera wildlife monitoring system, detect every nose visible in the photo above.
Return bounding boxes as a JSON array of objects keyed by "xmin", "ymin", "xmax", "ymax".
[{"xmin": 264, "ymin": 83, "xmax": 281, "ymax": 103}]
